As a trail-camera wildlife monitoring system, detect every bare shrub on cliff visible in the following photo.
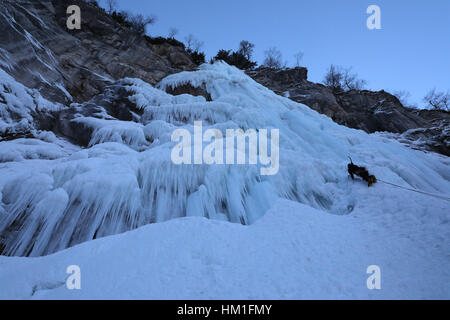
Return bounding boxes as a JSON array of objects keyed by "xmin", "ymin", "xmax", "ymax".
[
  {"xmin": 263, "ymin": 47, "xmax": 283, "ymax": 69},
  {"xmin": 105, "ymin": 0, "xmax": 118, "ymax": 14},
  {"xmin": 423, "ymin": 88, "xmax": 450, "ymax": 111},
  {"xmin": 324, "ymin": 65, "xmax": 366, "ymax": 93},
  {"xmin": 128, "ymin": 13, "xmax": 156, "ymax": 35}
]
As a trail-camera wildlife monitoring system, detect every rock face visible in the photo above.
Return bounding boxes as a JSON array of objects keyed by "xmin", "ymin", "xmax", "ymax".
[
  {"xmin": 165, "ymin": 83, "xmax": 212, "ymax": 101},
  {"xmin": 0, "ymin": 0, "xmax": 195, "ymax": 104},
  {"xmin": 0, "ymin": 0, "xmax": 447, "ymax": 156},
  {"xmin": 394, "ymin": 110, "xmax": 450, "ymax": 156},
  {"xmin": 247, "ymin": 67, "xmax": 449, "ymax": 156},
  {"xmin": 54, "ymin": 82, "xmax": 147, "ymax": 147}
]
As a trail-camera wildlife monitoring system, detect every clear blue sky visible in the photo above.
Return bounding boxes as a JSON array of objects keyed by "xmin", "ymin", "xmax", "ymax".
[{"xmin": 102, "ymin": 0, "xmax": 450, "ymax": 108}]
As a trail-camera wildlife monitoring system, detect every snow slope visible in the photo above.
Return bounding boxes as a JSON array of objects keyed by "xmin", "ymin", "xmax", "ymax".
[
  {"xmin": 0, "ymin": 198, "xmax": 449, "ymax": 299},
  {"xmin": 1, "ymin": 63, "xmax": 449, "ymax": 259},
  {"xmin": 0, "ymin": 62, "xmax": 449, "ymax": 298}
]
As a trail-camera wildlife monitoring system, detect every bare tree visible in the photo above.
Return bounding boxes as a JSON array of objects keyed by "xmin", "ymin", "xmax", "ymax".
[
  {"xmin": 294, "ymin": 51, "xmax": 304, "ymax": 67},
  {"xmin": 393, "ymin": 90, "xmax": 411, "ymax": 106},
  {"xmin": 128, "ymin": 13, "xmax": 156, "ymax": 35},
  {"xmin": 342, "ymin": 68, "xmax": 366, "ymax": 91},
  {"xmin": 105, "ymin": 0, "xmax": 118, "ymax": 14},
  {"xmin": 184, "ymin": 34, "xmax": 195, "ymax": 51},
  {"xmin": 423, "ymin": 88, "xmax": 450, "ymax": 111},
  {"xmin": 324, "ymin": 64, "xmax": 366, "ymax": 93},
  {"xmin": 168, "ymin": 27, "xmax": 178, "ymax": 38},
  {"xmin": 263, "ymin": 47, "xmax": 283, "ymax": 69},
  {"xmin": 193, "ymin": 39, "xmax": 204, "ymax": 52},
  {"xmin": 238, "ymin": 40, "xmax": 255, "ymax": 61},
  {"xmin": 324, "ymin": 64, "xmax": 343, "ymax": 92},
  {"xmin": 184, "ymin": 34, "xmax": 203, "ymax": 52}
]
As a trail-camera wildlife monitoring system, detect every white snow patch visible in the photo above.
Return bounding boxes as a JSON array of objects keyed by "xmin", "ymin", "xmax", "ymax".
[{"xmin": 0, "ymin": 199, "xmax": 448, "ymax": 299}]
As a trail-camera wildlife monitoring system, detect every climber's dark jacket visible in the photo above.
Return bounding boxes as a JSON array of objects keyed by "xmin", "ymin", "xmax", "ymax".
[{"xmin": 348, "ymin": 162, "xmax": 377, "ymax": 187}]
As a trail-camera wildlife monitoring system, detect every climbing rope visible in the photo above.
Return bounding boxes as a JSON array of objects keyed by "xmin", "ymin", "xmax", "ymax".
[{"xmin": 377, "ymin": 179, "xmax": 450, "ymax": 202}]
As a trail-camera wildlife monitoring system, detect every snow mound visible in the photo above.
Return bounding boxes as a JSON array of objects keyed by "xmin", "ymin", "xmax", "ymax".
[
  {"xmin": 0, "ymin": 138, "xmax": 68, "ymax": 162},
  {"xmin": 0, "ymin": 62, "xmax": 449, "ymax": 257},
  {"xmin": 0, "ymin": 199, "xmax": 448, "ymax": 299}
]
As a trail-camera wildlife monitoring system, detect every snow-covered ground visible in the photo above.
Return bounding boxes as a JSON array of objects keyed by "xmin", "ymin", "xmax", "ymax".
[
  {"xmin": 0, "ymin": 197, "xmax": 449, "ymax": 299},
  {"xmin": 0, "ymin": 63, "xmax": 449, "ymax": 299}
]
